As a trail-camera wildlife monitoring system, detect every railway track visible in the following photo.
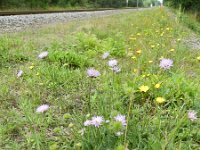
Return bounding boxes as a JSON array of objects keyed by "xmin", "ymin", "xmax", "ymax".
[{"xmin": 0, "ymin": 8, "xmax": 137, "ymax": 16}]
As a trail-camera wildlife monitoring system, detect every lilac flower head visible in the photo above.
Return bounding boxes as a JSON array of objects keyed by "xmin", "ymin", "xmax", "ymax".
[
  {"xmin": 87, "ymin": 68, "xmax": 101, "ymax": 78},
  {"xmin": 102, "ymin": 52, "xmax": 110, "ymax": 59},
  {"xmin": 17, "ymin": 70, "xmax": 23, "ymax": 78},
  {"xmin": 111, "ymin": 66, "xmax": 121, "ymax": 73},
  {"xmin": 84, "ymin": 120, "xmax": 92, "ymax": 126},
  {"xmin": 114, "ymin": 114, "xmax": 127, "ymax": 126},
  {"xmin": 188, "ymin": 110, "xmax": 198, "ymax": 121},
  {"xmin": 108, "ymin": 59, "xmax": 118, "ymax": 67},
  {"xmin": 159, "ymin": 58, "xmax": 173, "ymax": 70},
  {"xmin": 38, "ymin": 51, "xmax": 48, "ymax": 59},
  {"xmin": 36, "ymin": 104, "xmax": 49, "ymax": 113},
  {"xmin": 91, "ymin": 116, "xmax": 104, "ymax": 127}
]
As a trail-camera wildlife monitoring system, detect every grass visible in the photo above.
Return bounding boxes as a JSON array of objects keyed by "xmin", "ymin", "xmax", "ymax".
[{"xmin": 0, "ymin": 8, "xmax": 200, "ymax": 149}]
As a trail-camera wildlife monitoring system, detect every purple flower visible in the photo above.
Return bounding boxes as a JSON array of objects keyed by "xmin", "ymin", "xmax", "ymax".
[
  {"xmin": 102, "ymin": 52, "xmax": 110, "ymax": 59},
  {"xmin": 114, "ymin": 114, "xmax": 127, "ymax": 126},
  {"xmin": 108, "ymin": 59, "xmax": 118, "ymax": 67},
  {"xmin": 159, "ymin": 58, "xmax": 173, "ymax": 70},
  {"xmin": 111, "ymin": 66, "xmax": 121, "ymax": 73},
  {"xmin": 188, "ymin": 110, "xmax": 198, "ymax": 121},
  {"xmin": 36, "ymin": 104, "xmax": 49, "ymax": 113},
  {"xmin": 84, "ymin": 120, "xmax": 92, "ymax": 126},
  {"xmin": 87, "ymin": 68, "xmax": 101, "ymax": 78},
  {"xmin": 17, "ymin": 70, "xmax": 23, "ymax": 78},
  {"xmin": 38, "ymin": 51, "xmax": 48, "ymax": 59},
  {"xmin": 91, "ymin": 116, "xmax": 104, "ymax": 127}
]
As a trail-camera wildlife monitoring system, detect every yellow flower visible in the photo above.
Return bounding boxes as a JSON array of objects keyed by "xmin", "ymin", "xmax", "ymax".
[
  {"xmin": 137, "ymin": 33, "xmax": 141, "ymax": 36},
  {"xmin": 156, "ymin": 97, "xmax": 166, "ymax": 104},
  {"xmin": 166, "ymin": 27, "xmax": 170, "ymax": 31},
  {"xmin": 177, "ymin": 38, "xmax": 181, "ymax": 42},
  {"xmin": 68, "ymin": 123, "xmax": 74, "ymax": 128},
  {"xmin": 36, "ymin": 72, "xmax": 40, "ymax": 76},
  {"xmin": 132, "ymin": 56, "xmax": 137, "ymax": 60},
  {"xmin": 139, "ymin": 85, "xmax": 149, "ymax": 92},
  {"xmin": 29, "ymin": 65, "xmax": 34, "ymax": 70},
  {"xmin": 169, "ymin": 48, "xmax": 175, "ymax": 52},
  {"xmin": 197, "ymin": 56, "xmax": 200, "ymax": 61},
  {"xmin": 142, "ymin": 75, "xmax": 146, "ymax": 78},
  {"xmin": 149, "ymin": 60, "xmax": 153, "ymax": 63},
  {"xmin": 159, "ymin": 56, "xmax": 164, "ymax": 60},
  {"xmin": 151, "ymin": 45, "xmax": 155, "ymax": 48},
  {"xmin": 133, "ymin": 69, "xmax": 138, "ymax": 73},
  {"xmin": 146, "ymin": 74, "xmax": 151, "ymax": 77},
  {"xmin": 154, "ymin": 83, "xmax": 161, "ymax": 89},
  {"xmin": 136, "ymin": 50, "xmax": 142, "ymax": 54}
]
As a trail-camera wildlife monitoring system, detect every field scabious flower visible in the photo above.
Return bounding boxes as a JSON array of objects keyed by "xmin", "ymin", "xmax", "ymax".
[
  {"xmin": 108, "ymin": 59, "xmax": 118, "ymax": 67},
  {"xmin": 36, "ymin": 104, "xmax": 49, "ymax": 113},
  {"xmin": 84, "ymin": 116, "xmax": 104, "ymax": 127},
  {"xmin": 87, "ymin": 68, "xmax": 101, "ymax": 78},
  {"xmin": 38, "ymin": 51, "xmax": 48, "ymax": 59},
  {"xmin": 159, "ymin": 58, "xmax": 173, "ymax": 70},
  {"xmin": 139, "ymin": 85, "xmax": 149, "ymax": 92},
  {"xmin": 188, "ymin": 110, "xmax": 198, "ymax": 121},
  {"xmin": 17, "ymin": 70, "xmax": 23, "ymax": 78},
  {"xmin": 114, "ymin": 114, "xmax": 127, "ymax": 126},
  {"xmin": 111, "ymin": 66, "xmax": 121, "ymax": 73},
  {"xmin": 102, "ymin": 52, "xmax": 110, "ymax": 59}
]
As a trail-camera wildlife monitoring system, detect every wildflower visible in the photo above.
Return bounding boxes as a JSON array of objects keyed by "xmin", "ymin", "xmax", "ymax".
[
  {"xmin": 17, "ymin": 70, "xmax": 23, "ymax": 78},
  {"xmin": 155, "ymin": 97, "xmax": 166, "ymax": 104},
  {"xmin": 102, "ymin": 52, "xmax": 110, "ymax": 59},
  {"xmin": 68, "ymin": 123, "xmax": 74, "ymax": 128},
  {"xmin": 114, "ymin": 114, "xmax": 127, "ymax": 126},
  {"xmin": 149, "ymin": 60, "xmax": 153, "ymax": 63},
  {"xmin": 75, "ymin": 143, "xmax": 82, "ymax": 148},
  {"xmin": 136, "ymin": 49, "xmax": 142, "ymax": 54},
  {"xmin": 169, "ymin": 49, "xmax": 175, "ymax": 52},
  {"xmin": 137, "ymin": 33, "xmax": 141, "ymax": 36},
  {"xmin": 105, "ymin": 120, "xmax": 110, "ymax": 123},
  {"xmin": 84, "ymin": 120, "xmax": 92, "ymax": 126},
  {"xmin": 188, "ymin": 110, "xmax": 198, "ymax": 121},
  {"xmin": 38, "ymin": 51, "xmax": 48, "ymax": 59},
  {"xmin": 133, "ymin": 69, "xmax": 138, "ymax": 73},
  {"xmin": 111, "ymin": 66, "xmax": 121, "ymax": 73},
  {"xmin": 36, "ymin": 72, "xmax": 40, "ymax": 76},
  {"xmin": 159, "ymin": 58, "xmax": 173, "ymax": 70},
  {"xmin": 139, "ymin": 85, "xmax": 149, "ymax": 92},
  {"xmin": 154, "ymin": 83, "xmax": 161, "ymax": 89},
  {"xmin": 177, "ymin": 38, "xmax": 181, "ymax": 42},
  {"xmin": 87, "ymin": 68, "xmax": 101, "ymax": 78},
  {"xmin": 29, "ymin": 65, "xmax": 34, "ymax": 70},
  {"xmin": 151, "ymin": 45, "xmax": 155, "ymax": 48},
  {"xmin": 91, "ymin": 116, "xmax": 104, "ymax": 127},
  {"xmin": 131, "ymin": 56, "xmax": 137, "ymax": 60},
  {"xmin": 108, "ymin": 59, "xmax": 118, "ymax": 67},
  {"xmin": 197, "ymin": 56, "xmax": 200, "ymax": 61},
  {"xmin": 36, "ymin": 104, "xmax": 49, "ymax": 113},
  {"xmin": 115, "ymin": 131, "xmax": 123, "ymax": 136}
]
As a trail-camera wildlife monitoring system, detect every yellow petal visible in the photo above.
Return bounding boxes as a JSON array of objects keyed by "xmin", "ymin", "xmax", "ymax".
[{"xmin": 156, "ymin": 97, "xmax": 166, "ymax": 104}]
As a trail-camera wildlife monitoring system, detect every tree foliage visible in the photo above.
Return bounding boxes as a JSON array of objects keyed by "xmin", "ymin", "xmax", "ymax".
[{"xmin": 0, "ymin": 0, "xmax": 160, "ymax": 9}]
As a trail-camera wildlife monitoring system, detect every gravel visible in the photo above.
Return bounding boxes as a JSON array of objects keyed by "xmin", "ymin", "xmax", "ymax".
[{"xmin": 0, "ymin": 9, "xmax": 144, "ymax": 33}]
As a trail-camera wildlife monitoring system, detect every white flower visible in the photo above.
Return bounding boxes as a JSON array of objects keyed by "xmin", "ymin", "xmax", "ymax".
[
  {"xmin": 188, "ymin": 110, "xmax": 198, "ymax": 121},
  {"xmin": 115, "ymin": 131, "xmax": 123, "ymax": 136},
  {"xmin": 17, "ymin": 70, "xmax": 23, "ymax": 78},
  {"xmin": 38, "ymin": 51, "xmax": 48, "ymax": 59},
  {"xmin": 36, "ymin": 104, "xmax": 49, "ymax": 113},
  {"xmin": 102, "ymin": 52, "xmax": 110, "ymax": 59},
  {"xmin": 159, "ymin": 58, "xmax": 173, "ymax": 70},
  {"xmin": 108, "ymin": 59, "xmax": 118, "ymax": 67}
]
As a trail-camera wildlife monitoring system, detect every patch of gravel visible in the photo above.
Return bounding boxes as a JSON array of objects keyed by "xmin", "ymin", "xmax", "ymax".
[
  {"xmin": 0, "ymin": 8, "xmax": 146, "ymax": 33},
  {"xmin": 184, "ymin": 33, "xmax": 200, "ymax": 50}
]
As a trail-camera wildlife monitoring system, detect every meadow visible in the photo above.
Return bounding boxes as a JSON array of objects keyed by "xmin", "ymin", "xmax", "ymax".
[{"xmin": 0, "ymin": 8, "xmax": 199, "ymax": 149}]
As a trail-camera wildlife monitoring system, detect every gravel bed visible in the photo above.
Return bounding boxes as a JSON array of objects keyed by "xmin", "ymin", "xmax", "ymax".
[{"xmin": 0, "ymin": 9, "xmax": 144, "ymax": 33}]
